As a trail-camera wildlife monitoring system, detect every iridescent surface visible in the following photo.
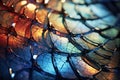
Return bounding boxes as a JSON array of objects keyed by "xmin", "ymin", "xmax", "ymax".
[{"xmin": 0, "ymin": 0, "xmax": 120, "ymax": 80}]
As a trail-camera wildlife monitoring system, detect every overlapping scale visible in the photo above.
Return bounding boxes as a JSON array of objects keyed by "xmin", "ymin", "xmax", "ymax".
[
  {"xmin": 71, "ymin": 56, "xmax": 100, "ymax": 77},
  {"xmin": 50, "ymin": 32, "xmax": 81, "ymax": 53},
  {"xmin": 0, "ymin": 0, "xmax": 120, "ymax": 80},
  {"xmin": 65, "ymin": 18, "xmax": 90, "ymax": 34},
  {"xmin": 63, "ymin": 2, "xmax": 81, "ymax": 19}
]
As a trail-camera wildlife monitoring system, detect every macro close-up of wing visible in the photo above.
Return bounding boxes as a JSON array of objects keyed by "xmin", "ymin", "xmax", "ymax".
[{"xmin": 0, "ymin": 0, "xmax": 120, "ymax": 80}]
